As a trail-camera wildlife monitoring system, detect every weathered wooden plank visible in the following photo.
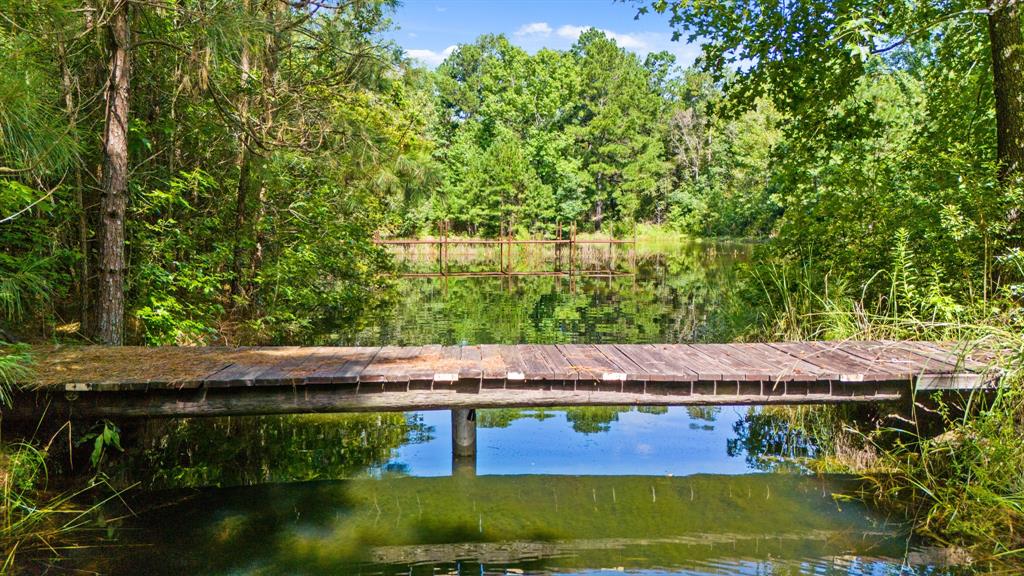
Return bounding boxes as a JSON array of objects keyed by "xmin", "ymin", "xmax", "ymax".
[
  {"xmin": 649, "ymin": 345, "xmax": 729, "ymax": 381},
  {"xmin": 360, "ymin": 346, "xmax": 410, "ymax": 385},
  {"xmin": 593, "ymin": 344, "xmax": 650, "ymax": 381},
  {"xmin": 613, "ymin": 344, "xmax": 696, "ymax": 382},
  {"xmin": 832, "ymin": 341, "xmax": 939, "ymax": 377},
  {"xmin": 518, "ymin": 344, "xmax": 556, "ymax": 381},
  {"xmin": 766, "ymin": 342, "xmax": 895, "ymax": 383},
  {"xmin": 28, "ymin": 345, "xmax": 222, "ymax": 391},
  {"xmin": 722, "ymin": 343, "xmax": 825, "ymax": 383},
  {"xmin": 917, "ymin": 373, "xmax": 995, "ymax": 390},
  {"xmin": 431, "ymin": 345, "xmax": 464, "ymax": 384},
  {"xmin": 305, "ymin": 347, "xmax": 376, "ymax": 385},
  {"xmin": 496, "ymin": 345, "xmax": 529, "ymax": 382},
  {"xmin": 558, "ymin": 343, "xmax": 627, "ymax": 393},
  {"xmin": 554, "ymin": 344, "xmax": 605, "ymax": 382},
  {"xmin": 459, "ymin": 345, "xmax": 484, "ymax": 381},
  {"xmin": 815, "ymin": 344, "xmax": 915, "ymax": 386},
  {"xmin": 391, "ymin": 346, "xmax": 424, "ymax": 384},
  {"xmin": 696, "ymin": 343, "xmax": 796, "ymax": 382},
  {"xmin": 478, "ymin": 344, "xmax": 508, "ymax": 382},
  {"xmin": 896, "ymin": 341, "xmax": 988, "ymax": 372},
  {"xmin": 12, "ymin": 384, "xmax": 908, "ymax": 419},
  {"xmin": 203, "ymin": 347, "xmax": 289, "ymax": 388},
  {"xmin": 329, "ymin": 347, "xmax": 381, "ymax": 384},
  {"xmin": 746, "ymin": 343, "xmax": 838, "ymax": 381},
  {"xmin": 251, "ymin": 347, "xmax": 336, "ymax": 386},
  {"xmin": 400, "ymin": 344, "xmax": 438, "ymax": 389}
]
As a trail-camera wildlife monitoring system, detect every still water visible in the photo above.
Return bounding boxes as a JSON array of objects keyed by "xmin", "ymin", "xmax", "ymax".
[{"xmin": 71, "ymin": 241, "xmax": 968, "ymax": 575}]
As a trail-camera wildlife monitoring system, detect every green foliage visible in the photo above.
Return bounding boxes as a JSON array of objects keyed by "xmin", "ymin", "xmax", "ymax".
[
  {"xmin": 667, "ymin": 93, "xmax": 783, "ymax": 236},
  {"xmin": 1, "ymin": 438, "xmax": 126, "ymax": 571},
  {"xmin": 107, "ymin": 413, "xmax": 432, "ymax": 489},
  {"xmin": 0, "ymin": 343, "xmax": 32, "ymax": 408},
  {"xmin": 356, "ymin": 238, "xmax": 750, "ymax": 345},
  {"xmin": 76, "ymin": 420, "xmax": 124, "ymax": 469},
  {"xmin": 1, "ymin": 0, "xmax": 425, "ymax": 345},
  {"xmin": 740, "ymin": 235, "xmax": 1024, "ymax": 555},
  {"xmin": 860, "ymin": 379, "xmax": 1024, "ymax": 554},
  {"xmin": 727, "ymin": 409, "xmax": 820, "ymax": 472},
  {"xmin": 408, "ymin": 31, "xmax": 791, "ymax": 239},
  {"xmin": 425, "ymin": 32, "xmax": 678, "ymax": 235}
]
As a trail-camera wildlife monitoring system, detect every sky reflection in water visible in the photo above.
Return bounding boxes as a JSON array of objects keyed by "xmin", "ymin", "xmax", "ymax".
[{"xmin": 397, "ymin": 407, "xmax": 753, "ymax": 477}]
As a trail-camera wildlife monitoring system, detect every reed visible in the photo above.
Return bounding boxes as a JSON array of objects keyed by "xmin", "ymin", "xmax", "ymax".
[
  {"xmin": 743, "ymin": 254, "xmax": 1024, "ymax": 559},
  {"xmin": 0, "ymin": 425, "xmax": 134, "ymax": 571}
]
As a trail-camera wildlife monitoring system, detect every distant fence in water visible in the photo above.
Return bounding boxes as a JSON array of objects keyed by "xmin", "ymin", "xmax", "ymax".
[{"xmin": 374, "ymin": 221, "xmax": 638, "ymax": 278}]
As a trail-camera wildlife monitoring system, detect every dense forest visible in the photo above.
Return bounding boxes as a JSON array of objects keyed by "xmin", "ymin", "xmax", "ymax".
[
  {"xmin": 1, "ymin": 0, "xmax": 1019, "ymax": 346},
  {"xmin": 1, "ymin": 0, "xmax": 1023, "ymax": 566},
  {"xmin": 1, "ymin": 0, "xmax": 430, "ymax": 345},
  {"xmin": 412, "ymin": 32, "xmax": 782, "ymax": 238}
]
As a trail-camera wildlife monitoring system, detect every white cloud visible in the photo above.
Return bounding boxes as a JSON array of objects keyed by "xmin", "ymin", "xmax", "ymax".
[
  {"xmin": 506, "ymin": 24, "xmax": 703, "ymax": 68},
  {"xmin": 555, "ymin": 24, "xmax": 588, "ymax": 41},
  {"xmin": 556, "ymin": 24, "xmax": 649, "ymax": 51},
  {"xmin": 407, "ymin": 45, "xmax": 457, "ymax": 68},
  {"xmin": 514, "ymin": 22, "xmax": 552, "ymax": 37}
]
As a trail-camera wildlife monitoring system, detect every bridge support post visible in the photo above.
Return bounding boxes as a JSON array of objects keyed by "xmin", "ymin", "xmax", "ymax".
[{"xmin": 451, "ymin": 408, "xmax": 477, "ymax": 475}]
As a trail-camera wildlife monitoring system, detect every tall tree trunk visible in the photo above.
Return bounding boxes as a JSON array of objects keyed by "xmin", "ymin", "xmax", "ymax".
[
  {"xmin": 96, "ymin": 1, "xmax": 131, "ymax": 345},
  {"xmin": 248, "ymin": 1, "xmax": 287, "ymax": 299},
  {"xmin": 988, "ymin": 0, "xmax": 1024, "ymax": 187},
  {"xmin": 230, "ymin": 146, "xmax": 251, "ymax": 299},
  {"xmin": 230, "ymin": 15, "xmax": 252, "ymax": 300},
  {"xmin": 58, "ymin": 42, "xmax": 90, "ymax": 335}
]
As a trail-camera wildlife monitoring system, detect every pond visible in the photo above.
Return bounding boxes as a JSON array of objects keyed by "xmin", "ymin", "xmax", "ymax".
[{"xmin": 67, "ymin": 240, "xmax": 971, "ymax": 575}]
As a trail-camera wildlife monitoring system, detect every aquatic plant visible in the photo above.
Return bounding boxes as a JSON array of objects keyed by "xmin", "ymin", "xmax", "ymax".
[{"xmin": 0, "ymin": 430, "xmax": 131, "ymax": 571}]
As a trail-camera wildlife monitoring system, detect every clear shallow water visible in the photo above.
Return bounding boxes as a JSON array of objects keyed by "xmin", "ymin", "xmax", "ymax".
[
  {"xmin": 79, "ymin": 407, "xmax": 961, "ymax": 576},
  {"xmin": 67, "ymin": 241, "xmax": 971, "ymax": 575}
]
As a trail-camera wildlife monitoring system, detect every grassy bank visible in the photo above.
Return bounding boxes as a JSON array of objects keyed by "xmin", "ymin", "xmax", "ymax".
[{"xmin": 737, "ymin": 258, "xmax": 1024, "ymax": 560}]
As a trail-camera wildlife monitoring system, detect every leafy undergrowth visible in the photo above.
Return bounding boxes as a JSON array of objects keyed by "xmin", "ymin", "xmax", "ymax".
[{"xmin": 737, "ymin": 249, "xmax": 1024, "ymax": 561}]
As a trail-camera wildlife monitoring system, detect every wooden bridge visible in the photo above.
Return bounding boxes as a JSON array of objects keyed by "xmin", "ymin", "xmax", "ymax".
[
  {"xmin": 12, "ymin": 341, "xmax": 994, "ymax": 418},
  {"xmin": 9, "ymin": 341, "xmax": 996, "ymax": 469}
]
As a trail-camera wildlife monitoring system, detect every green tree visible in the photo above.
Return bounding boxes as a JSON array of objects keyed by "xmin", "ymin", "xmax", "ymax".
[
  {"xmin": 0, "ymin": 0, "xmax": 429, "ymax": 344},
  {"xmin": 640, "ymin": 0, "xmax": 1023, "ymax": 217},
  {"xmin": 570, "ymin": 29, "xmax": 669, "ymax": 231}
]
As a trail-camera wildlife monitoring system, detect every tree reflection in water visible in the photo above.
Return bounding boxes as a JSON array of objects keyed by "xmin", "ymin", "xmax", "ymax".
[
  {"xmin": 728, "ymin": 409, "xmax": 819, "ymax": 471},
  {"xmin": 112, "ymin": 413, "xmax": 433, "ymax": 489},
  {"xmin": 477, "ymin": 406, "xmax": 670, "ymax": 435},
  {"xmin": 110, "ymin": 406, "xmax": 825, "ymax": 490}
]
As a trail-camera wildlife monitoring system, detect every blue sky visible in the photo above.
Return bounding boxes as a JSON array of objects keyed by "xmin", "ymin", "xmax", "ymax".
[{"xmin": 383, "ymin": 0, "xmax": 703, "ymax": 68}]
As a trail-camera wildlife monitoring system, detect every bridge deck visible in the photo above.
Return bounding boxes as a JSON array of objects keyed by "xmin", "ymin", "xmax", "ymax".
[{"xmin": 9, "ymin": 341, "xmax": 996, "ymax": 419}]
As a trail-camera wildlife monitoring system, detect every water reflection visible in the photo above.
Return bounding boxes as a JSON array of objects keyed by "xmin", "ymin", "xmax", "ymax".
[
  {"xmin": 114, "ymin": 413, "xmax": 433, "ymax": 489},
  {"xmin": 89, "ymin": 404, "xmax": 967, "ymax": 574},
  {"xmin": 91, "ymin": 474, "xmax": 938, "ymax": 576},
  {"xmin": 728, "ymin": 410, "xmax": 822, "ymax": 472},
  {"xmin": 345, "ymin": 239, "xmax": 752, "ymax": 346},
  {"xmin": 115, "ymin": 407, "xmax": 752, "ymax": 487},
  {"xmin": 72, "ymin": 240, "xmax": 973, "ymax": 574}
]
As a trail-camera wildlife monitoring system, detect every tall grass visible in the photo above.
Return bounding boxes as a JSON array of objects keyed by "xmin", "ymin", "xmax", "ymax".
[
  {"xmin": 1, "ymin": 436, "xmax": 129, "ymax": 571},
  {"xmin": 0, "ymin": 343, "xmax": 32, "ymax": 409},
  {"xmin": 740, "ymin": 232, "xmax": 1024, "ymax": 559},
  {"xmin": 1, "ymin": 346, "xmax": 125, "ymax": 570}
]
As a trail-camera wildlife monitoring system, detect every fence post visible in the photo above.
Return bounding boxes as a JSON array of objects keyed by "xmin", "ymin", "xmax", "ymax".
[{"xmin": 437, "ymin": 221, "xmax": 443, "ymax": 275}]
